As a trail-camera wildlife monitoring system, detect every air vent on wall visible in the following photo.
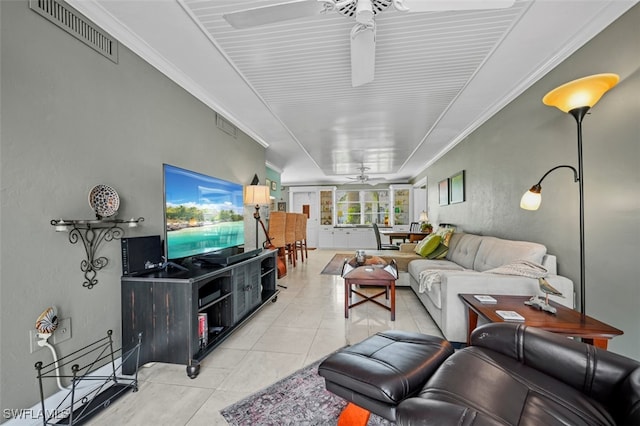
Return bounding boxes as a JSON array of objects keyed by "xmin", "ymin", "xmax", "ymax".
[
  {"xmin": 216, "ymin": 114, "xmax": 237, "ymax": 138},
  {"xmin": 29, "ymin": 0, "xmax": 118, "ymax": 63}
]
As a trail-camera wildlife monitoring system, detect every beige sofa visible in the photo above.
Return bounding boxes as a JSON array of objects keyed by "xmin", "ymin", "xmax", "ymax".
[{"xmin": 404, "ymin": 232, "xmax": 575, "ymax": 343}]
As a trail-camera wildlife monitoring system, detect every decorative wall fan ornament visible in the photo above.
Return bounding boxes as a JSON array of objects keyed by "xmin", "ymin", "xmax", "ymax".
[
  {"xmin": 35, "ymin": 306, "xmax": 59, "ymax": 334},
  {"xmin": 223, "ymin": 0, "xmax": 515, "ymax": 87}
]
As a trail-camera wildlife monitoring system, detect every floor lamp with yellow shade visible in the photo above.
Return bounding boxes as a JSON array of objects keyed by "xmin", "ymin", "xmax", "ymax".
[{"xmin": 520, "ymin": 73, "xmax": 619, "ymax": 315}]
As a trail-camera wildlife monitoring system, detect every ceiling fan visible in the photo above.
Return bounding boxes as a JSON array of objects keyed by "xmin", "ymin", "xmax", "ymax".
[
  {"xmin": 346, "ymin": 165, "xmax": 387, "ymax": 185},
  {"xmin": 223, "ymin": 0, "xmax": 515, "ymax": 87}
]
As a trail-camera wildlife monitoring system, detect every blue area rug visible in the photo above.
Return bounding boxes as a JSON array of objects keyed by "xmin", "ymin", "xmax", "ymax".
[{"xmin": 220, "ymin": 355, "xmax": 394, "ymax": 425}]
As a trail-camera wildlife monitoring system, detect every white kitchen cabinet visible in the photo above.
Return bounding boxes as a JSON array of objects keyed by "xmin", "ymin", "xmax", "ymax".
[{"xmin": 318, "ymin": 226, "xmax": 376, "ymax": 249}]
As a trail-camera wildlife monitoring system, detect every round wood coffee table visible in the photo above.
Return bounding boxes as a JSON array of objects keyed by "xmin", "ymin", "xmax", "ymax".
[{"xmin": 342, "ymin": 256, "xmax": 398, "ymax": 321}]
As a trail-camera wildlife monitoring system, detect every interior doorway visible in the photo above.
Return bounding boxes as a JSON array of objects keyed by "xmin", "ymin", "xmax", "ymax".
[
  {"xmin": 413, "ymin": 177, "xmax": 427, "ymax": 222},
  {"xmin": 290, "ymin": 190, "xmax": 319, "ymax": 248}
]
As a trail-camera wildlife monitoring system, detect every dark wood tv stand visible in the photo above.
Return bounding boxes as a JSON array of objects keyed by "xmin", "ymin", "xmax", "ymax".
[{"xmin": 121, "ymin": 249, "xmax": 278, "ymax": 378}]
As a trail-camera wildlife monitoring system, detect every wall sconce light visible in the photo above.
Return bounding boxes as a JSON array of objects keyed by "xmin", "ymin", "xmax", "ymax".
[{"xmin": 521, "ymin": 73, "xmax": 619, "ymax": 314}]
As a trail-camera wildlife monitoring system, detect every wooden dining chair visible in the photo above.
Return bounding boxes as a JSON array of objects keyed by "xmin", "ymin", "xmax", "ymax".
[{"xmin": 373, "ymin": 223, "xmax": 399, "ymax": 251}]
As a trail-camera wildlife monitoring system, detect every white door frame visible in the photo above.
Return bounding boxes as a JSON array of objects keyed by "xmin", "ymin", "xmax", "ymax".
[{"xmin": 413, "ymin": 177, "xmax": 428, "ymax": 221}]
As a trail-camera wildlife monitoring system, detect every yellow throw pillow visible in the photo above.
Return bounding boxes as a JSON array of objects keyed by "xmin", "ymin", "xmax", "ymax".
[
  {"xmin": 434, "ymin": 226, "xmax": 455, "ymax": 246},
  {"xmin": 415, "ymin": 234, "xmax": 442, "ymax": 257}
]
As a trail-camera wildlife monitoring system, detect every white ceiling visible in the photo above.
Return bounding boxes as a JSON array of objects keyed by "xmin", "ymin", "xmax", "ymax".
[{"xmin": 68, "ymin": 0, "xmax": 636, "ymax": 186}]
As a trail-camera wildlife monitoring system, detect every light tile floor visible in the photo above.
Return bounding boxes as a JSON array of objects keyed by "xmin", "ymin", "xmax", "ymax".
[{"xmin": 88, "ymin": 249, "xmax": 443, "ymax": 425}]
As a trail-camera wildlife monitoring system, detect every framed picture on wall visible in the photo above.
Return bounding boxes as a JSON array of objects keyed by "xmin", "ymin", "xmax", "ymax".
[
  {"xmin": 449, "ymin": 170, "xmax": 465, "ymax": 204},
  {"xmin": 277, "ymin": 202, "xmax": 286, "ymax": 211},
  {"xmin": 439, "ymin": 179, "xmax": 449, "ymax": 206},
  {"xmin": 265, "ymin": 178, "xmax": 271, "ymax": 190},
  {"xmin": 271, "ymin": 181, "xmax": 277, "ymax": 191}
]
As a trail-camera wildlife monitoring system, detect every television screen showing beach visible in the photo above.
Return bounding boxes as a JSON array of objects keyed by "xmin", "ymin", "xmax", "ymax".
[{"xmin": 164, "ymin": 165, "xmax": 244, "ymax": 260}]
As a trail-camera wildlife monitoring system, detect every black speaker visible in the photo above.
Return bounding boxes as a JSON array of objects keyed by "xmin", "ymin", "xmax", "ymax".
[{"xmin": 121, "ymin": 235, "xmax": 163, "ymax": 276}]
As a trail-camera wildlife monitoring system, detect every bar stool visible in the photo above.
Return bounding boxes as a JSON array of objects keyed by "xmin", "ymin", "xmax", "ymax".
[
  {"xmin": 295, "ymin": 213, "xmax": 307, "ymax": 263},
  {"xmin": 268, "ymin": 211, "xmax": 287, "ymax": 252},
  {"xmin": 267, "ymin": 211, "xmax": 287, "ymax": 280},
  {"xmin": 285, "ymin": 212, "xmax": 297, "ymax": 267}
]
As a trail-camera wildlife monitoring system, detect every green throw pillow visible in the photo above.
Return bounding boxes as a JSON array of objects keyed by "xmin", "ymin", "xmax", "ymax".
[
  {"xmin": 416, "ymin": 234, "xmax": 441, "ymax": 257},
  {"xmin": 426, "ymin": 243, "xmax": 449, "ymax": 259},
  {"xmin": 414, "ymin": 233, "xmax": 432, "ymax": 254}
]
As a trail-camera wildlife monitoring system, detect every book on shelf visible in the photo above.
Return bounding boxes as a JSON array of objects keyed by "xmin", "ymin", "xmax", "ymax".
[
  {"xmin": 198, "ymin": 313, "xmax": 208, "ymax": 347},
  {"xmin": 473, "ymin": 295, "xmax": 497, "ymax": 304},
  {"xmin": 496, "ymin": 310, "xmax": 525, "ymax": 321}
]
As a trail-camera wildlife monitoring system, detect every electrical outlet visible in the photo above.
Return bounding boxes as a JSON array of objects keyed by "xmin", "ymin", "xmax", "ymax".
[
  {"xmin": 29, "ymin": 330, "xmax": 45, "ymax": 354},
  {"xmin": 28, "ymin": 318, "xmax": 72, "ymax": 353},
  {"xmin": 52, "ymin": 318, "xmax": 72, "ymax": 344}
]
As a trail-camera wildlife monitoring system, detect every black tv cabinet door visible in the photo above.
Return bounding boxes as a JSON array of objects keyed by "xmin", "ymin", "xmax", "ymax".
[{"xmin": 121, "ymin": 278, "xmax": 194, "ymax": 374}]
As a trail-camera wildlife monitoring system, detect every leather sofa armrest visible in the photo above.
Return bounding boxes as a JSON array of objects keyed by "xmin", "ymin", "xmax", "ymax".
[
  {"xmin": 396, "ymin": 398, "xmax": 498, "ymax": 426},
  {"xmin": 471, "ymin": 323, "xmax": 640, "ymax": 424}
]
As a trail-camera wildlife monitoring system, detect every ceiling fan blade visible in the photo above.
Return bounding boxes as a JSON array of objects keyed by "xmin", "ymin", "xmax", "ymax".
[
  {"xmin": 350, "ymin": 24, "xmax": 375, "ymax": 87},
  {"xmin": 223, "ymin": 0, "xmax": 326, "ymax": 29},
  {"xmin": 400, "ymin": 0, "xmax": 515, "ymax": 12}
]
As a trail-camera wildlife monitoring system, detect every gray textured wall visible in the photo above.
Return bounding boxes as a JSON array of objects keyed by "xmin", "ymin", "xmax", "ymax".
[
  {"xmin": 418, "ymin": 4, "xmax": 639, "ymax": 359},
  {"xmin": 0, "ymin": 1, "xmax": 265, "ymax": 416}
]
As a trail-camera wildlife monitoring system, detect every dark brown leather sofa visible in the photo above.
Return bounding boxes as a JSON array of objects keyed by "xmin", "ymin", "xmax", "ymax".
[{"xmin": 319, "ymin": 323, "xmax": 640, "ymax": 425}]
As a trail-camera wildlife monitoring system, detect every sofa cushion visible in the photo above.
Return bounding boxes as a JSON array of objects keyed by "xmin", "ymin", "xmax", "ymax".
[
  {"xmin": 446, "ymin": 233, "xmax": 483, "ymax": 269},
  {"xmin": 408, "ymin": 260, "xmax": 465, "ymax": 309},
  {"xmin": 473, "ymin": 237, "xmax": 547, "ymax": 272},
  {"xmin": 408, "ymin": 259, "xmax": 465, "ymax": 278}
]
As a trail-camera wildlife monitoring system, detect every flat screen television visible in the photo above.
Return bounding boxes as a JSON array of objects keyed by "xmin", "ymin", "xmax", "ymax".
[{"xmin": 163, "ymin": 164, "xmax": 244, "ymax": 261}]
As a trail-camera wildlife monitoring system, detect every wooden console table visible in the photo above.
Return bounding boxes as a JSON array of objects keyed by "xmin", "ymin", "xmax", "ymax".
[{"xmin": 459, "ymin": 294, "xmax": 623, "ymax": 349}]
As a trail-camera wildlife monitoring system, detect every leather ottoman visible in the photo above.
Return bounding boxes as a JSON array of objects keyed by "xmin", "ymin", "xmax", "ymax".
[{"xmin": 318, "ymin": 330, "xmax": 454, "ymax": 423}]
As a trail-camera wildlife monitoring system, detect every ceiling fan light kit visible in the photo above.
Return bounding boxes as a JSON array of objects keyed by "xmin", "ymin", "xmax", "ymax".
[
  {"xmin": 346, "ymin": 165, "xmax": 387, "ymax": 185},
  {"xmin": 222, "ymin": 0, "xmax": 517, "ymax": 87}
]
